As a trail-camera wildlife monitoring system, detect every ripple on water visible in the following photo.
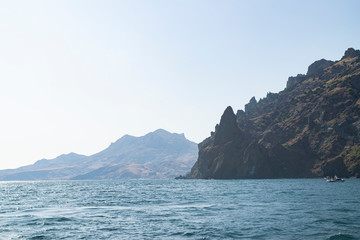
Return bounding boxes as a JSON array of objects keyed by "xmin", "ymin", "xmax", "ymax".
[
  {"xmin": 0, "ymin": 179, "xmax": 359, "ymax": 240},
  {"xmin": 28, "ymin": 235, "xmax": 47, "ymax": 240},
  {"xmin": 327, "ymin": 233, "xmax": 357, "ymax": 240}
]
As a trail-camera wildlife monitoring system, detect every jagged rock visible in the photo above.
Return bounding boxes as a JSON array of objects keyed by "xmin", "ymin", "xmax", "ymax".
[
  {"xmin": 342, "ymin": 47, "xmax": 360, "ymax": 59},
  {"xmin": 214, "ymin": 106, "xmax": 241, "ymax": 144},
  {"xmin": 244, "ymin": 97, "xmax": 257, "ymax": 112},
  {"xmin": 286, "ymin": 74, "xmax": 306, "ymax": 89},
  {"xmin": 188, "ymin": 48, "xmax": 360, "ymax": 179},
  {"xmin": 306, "ymin": 59, "xmax": 334, "ymax": 77}
]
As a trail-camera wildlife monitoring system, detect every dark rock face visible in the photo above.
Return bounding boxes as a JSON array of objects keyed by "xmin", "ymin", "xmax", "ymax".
[
  {"xmin": 244, "ymin": 97, "xmax": 257, "ymax": 112},
  {"xmin": 306, "ymin": 59, "xmax": 334, "ymax": 77},
  {"xmin": 214, "ymin": 106, "xmax": 241, "ymax": 144},
  {"xmin": 342, "ymin": 48, "xmax": 360, "ymax": 59},
  {"xmin": 286, "ymin": 74, "xmax": 306, "ymax": 89},
  {"xmin": 188, "ymin": 48, "xmax": 360, "ymax": 179}
]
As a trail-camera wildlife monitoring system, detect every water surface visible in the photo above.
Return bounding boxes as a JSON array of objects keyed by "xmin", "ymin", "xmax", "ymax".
[{"xmin": 0, "ymin": 179, "xmax": 359, "ymax": 239}]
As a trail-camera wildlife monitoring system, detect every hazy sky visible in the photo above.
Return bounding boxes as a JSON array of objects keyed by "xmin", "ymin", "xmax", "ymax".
[{"xmin": 0, "ymin": 0, "xmax": 359, "ymax": 170}]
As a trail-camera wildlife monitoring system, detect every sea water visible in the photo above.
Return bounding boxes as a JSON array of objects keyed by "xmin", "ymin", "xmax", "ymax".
[{"xmin": 0, "ymin": 179, "xmax": 359, "ymax": 239}]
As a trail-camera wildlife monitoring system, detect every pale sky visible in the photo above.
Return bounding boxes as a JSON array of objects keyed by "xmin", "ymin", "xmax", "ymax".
[{"xmin": 0, "ymin": 0, "xmax": 359, "ymax": 170}]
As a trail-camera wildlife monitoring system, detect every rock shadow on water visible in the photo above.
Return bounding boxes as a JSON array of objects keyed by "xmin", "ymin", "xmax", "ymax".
[{"xmin": 327, "ymin": 233, "xmax": 357, "ymax": 240}]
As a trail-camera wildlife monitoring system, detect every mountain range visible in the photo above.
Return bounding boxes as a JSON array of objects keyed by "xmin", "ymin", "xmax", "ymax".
[
  {"xmin": 3, "ymin": 48, "xmax": 359, "ymax": 181},
  {"xmin": 0, "ymin": 129, "xmax": 198, "ymax": 180},
  {"xmin": 187, "ymin": 48, "xmax": 360, "ymax": 179}
]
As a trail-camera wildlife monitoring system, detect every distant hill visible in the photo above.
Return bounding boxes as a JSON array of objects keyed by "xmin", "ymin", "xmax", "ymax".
[
  {"xmin": 187, "ymin": 48, "xmax": 360, "ymax": 179},
  {"xmin": 0, "ymin": 129, "xmax": 198, "ymax": 180}
]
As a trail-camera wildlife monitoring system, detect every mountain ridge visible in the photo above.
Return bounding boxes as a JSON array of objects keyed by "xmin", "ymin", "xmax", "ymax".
[
  {"xmin": 187, "ymin": 48, "xmax": 360, "ymax": 179},
  {"xmin": 0, "ymin": 129, "xmax": 198, "ymax": 180}
]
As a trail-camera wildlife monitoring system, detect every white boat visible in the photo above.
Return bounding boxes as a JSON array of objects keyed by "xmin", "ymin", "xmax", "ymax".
[{"xmin": 326, "ymin": 175, "xmax": 345, "ymax": 182}]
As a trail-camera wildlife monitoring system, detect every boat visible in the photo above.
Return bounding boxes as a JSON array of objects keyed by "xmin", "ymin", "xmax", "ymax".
[{"xmin": 326, "ymin": 175, "xmax": 345, "ymax": 182}]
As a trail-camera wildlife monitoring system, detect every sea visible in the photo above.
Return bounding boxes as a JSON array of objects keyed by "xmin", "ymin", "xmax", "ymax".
[{"xmin": 0, "ymin": 179, "xmax": 359, "ymax": 240}]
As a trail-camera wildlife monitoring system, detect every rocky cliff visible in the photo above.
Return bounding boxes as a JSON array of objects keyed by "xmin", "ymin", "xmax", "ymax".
[{"xmin": 188, "ymin": 48, "xmax": 360, "ymax": 179}]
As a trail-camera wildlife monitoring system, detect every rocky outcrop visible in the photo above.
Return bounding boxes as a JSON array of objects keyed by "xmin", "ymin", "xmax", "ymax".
[
  {"xmin": 188, "ymin": 48, "xmax": 360, "ymax": 179},
  {"xmin": 306, "ymin": 59, "xmax": 334, "ymax": 77},
  {"xmin": 342, "ymin": 48, "xmax": 360, "ymax": 59},
  {"xmin": 286, "ymin": 74, "xmax": 306, "ymax": 89},
  {"xmin": 244, "ymin": 97, "xmax": 258, "ymax": 112}
]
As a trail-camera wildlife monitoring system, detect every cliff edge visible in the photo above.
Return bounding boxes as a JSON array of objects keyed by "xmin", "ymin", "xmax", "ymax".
[{"xmin": 188, "ymin": 48, "xmax": 360, "ymax": 179}]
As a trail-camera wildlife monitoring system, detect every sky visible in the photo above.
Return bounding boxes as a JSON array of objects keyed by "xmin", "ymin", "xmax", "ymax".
[{"xmin": 0, "ymin": 0, "xmax": 359, "ymax": 170}]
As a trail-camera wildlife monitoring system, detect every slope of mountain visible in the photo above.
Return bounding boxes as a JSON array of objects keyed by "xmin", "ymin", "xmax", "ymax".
[
  {"xmin": 188, "ymin": 48, "xmax": 360, "ymax": 179},
  {"xmin": 0, "ymin": 129, "xmax": 198, "ymax": 180}
]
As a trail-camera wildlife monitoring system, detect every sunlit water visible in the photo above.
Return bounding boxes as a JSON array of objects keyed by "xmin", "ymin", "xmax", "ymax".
[{"xmin": 0, "ymin": 179, "xmax": 359, "ymax": 239}]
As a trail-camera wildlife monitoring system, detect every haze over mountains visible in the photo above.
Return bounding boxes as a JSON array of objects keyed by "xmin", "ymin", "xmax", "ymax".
[
  {"xmin": 0, "ymin": 129, "xmax": 198, "ymax": 180},
  {"xmin": 3, "ymin": 49, "xmax": 359, "ymax": 181},
  {"xmin": 188, "ymin": 48, "xmax": 360, "ymax": 179}
]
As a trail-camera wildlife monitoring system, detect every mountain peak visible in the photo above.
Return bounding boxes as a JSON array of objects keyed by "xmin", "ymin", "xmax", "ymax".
[
  {"xmin": 219, "ymin": 106, "xmax": 236, "ymax": 126},
  {"xmin": 152, "ymin": 129, "xmax": 170, "ymax": 134},
  {"xmin": 214, "ymin": 106, "xmax": 240, "ymax": 144},
  {"xmin": 306, "ymin": 58, "xmax": 334, "ymax": 76},
  {"xmin": 245, "ymin": 97, "xmax": 258, "ymax": 112},
  {"xmin": 147, "ymin": 129, "xmax": 187, "ymax": 140},
  {"xmin": 145, "ymin": 129, "xmax": 172, "ymax": 138},
  {"xmin": 342, "ymin": 47, "xmax": 360, "ymax": 59}
]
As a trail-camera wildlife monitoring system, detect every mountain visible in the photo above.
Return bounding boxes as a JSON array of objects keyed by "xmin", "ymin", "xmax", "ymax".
[
  {"xmin": 0, "ymin": 129, "xmax": 198, "ymax": 180},
  {"xmin": 187, "ymin": 48, "xmax": 360, "ymax": 179}
]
